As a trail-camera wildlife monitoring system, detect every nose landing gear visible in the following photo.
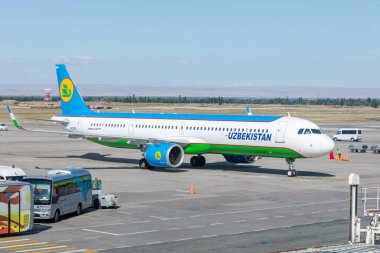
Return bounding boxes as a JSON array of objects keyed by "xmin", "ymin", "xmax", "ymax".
[{"xmin": 286, "ymin": 158, "xmax": 297, "ymax": 177}]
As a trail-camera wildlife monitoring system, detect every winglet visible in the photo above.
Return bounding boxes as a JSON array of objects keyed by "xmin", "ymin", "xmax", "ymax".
[
  {"xmin": 6, "ymin": 106, "xmax": 21, "ymax": 129},
  {"xmin": 246, "ymin": 106, "xmax": 253, "ymax": 116}
]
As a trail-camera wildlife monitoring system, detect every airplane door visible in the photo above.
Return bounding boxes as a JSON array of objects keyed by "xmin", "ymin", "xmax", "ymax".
[
  {"xmin": 128, "ymin": 121, "xmax": 135, "ymax": 136},
  {"xmin": 275, "ymin": 122, "xmax": 288, "ymax": 143},
  {"xmin": 76, "ymin": 118, "xmax": 83, "ymax": 133}
]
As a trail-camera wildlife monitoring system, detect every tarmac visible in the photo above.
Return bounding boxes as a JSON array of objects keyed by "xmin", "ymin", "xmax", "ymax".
[{"xmin": 1, "ymin": 121, "xmax": 380, "ymax": 252}]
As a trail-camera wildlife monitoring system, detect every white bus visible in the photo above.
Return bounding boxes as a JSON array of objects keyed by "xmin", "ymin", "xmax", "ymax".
[
  {"xmin": 333, "ymin": 128, "xmax": 362, "ymax": 142},
  {"xmin": 23, "ymin": 167, "xmax": 92, "ymax": 222}
]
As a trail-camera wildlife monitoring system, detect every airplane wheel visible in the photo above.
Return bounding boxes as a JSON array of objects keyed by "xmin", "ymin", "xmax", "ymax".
[
  {"xmin": 292, "ymin": 169, "xmax": 297, "ymax": 177},
  {"xmin": 139, "ymin": 158, "xmax": 153, "ymax": 169},
  {"xmin": 287, "ymin": 170, "xmax": 293, "ymax": 177},
  {"xmin": 190, "ymin": 156, "xmax": 199, "ymax": 167},
  {"xmin": 199, "ymin": 156, "xmax": 206, "ymax": 167}
]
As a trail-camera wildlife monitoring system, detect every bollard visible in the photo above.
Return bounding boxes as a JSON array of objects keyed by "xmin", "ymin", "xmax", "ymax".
[{"xmin": 348, "ymin": 173, "xmax": 360, "ymax": 243}]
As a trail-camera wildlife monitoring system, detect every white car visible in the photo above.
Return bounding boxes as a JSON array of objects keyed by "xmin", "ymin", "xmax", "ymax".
[{"xmin": 0, "ymin": 123, "xmax": 8, "ymax": 131}]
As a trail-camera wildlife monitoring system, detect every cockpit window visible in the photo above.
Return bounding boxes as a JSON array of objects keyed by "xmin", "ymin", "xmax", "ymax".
[
  {"xmin": 304, "ymin": 129, "xmax": 311, "ymax": 134},
  {"xmin": 298, "ymin": 129, "xmax": 304, "ymax": 134},
  {"xmin": 311, "ymin": 129, "xmax": 322, "ymax": 134}
]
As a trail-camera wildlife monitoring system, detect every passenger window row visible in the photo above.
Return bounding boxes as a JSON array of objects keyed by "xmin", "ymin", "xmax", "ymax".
[
  {"xmin": 90, "ymin": 123, "xmax": 126, "ymax": 127},
  {"xmin": 90, "ymin": 122, "xmax": 269, "ymax": 134}
]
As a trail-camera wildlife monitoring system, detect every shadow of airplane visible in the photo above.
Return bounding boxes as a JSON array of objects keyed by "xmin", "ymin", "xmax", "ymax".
[
  {"xmin": 37, "ymin": 153, "xmax": 139, "ymax": 164},
  {"xmin": 187, "ymin": 162, "xmax": 334, "ymax": 177},
  {"xmin": 37, "ymin": 152, "xmax": 334, "ymax": 177}
]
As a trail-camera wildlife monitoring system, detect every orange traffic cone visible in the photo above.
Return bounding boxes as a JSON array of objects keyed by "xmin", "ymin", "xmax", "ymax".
[{"xmin": 189, "ymin": 185, "xmax": 196, "ymax": 194}]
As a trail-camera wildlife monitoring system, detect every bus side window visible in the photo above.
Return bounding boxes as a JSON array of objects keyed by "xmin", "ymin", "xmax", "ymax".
[
  {"xmin": 67, "ymin": 183, "xmax": 76, "ymax": 195},
  {"xmin": 52, "ymin": 187, "xmax": 59, "ymax": 204}
]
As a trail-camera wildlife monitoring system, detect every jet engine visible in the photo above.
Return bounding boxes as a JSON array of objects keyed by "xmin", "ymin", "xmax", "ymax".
[
  {"xmin": 145, "ymin": 143, "xmax": 184, "ymax": 168},
  {"xmin": 223, "ymin": 155, "xmax": 259, "ymax": 164}
]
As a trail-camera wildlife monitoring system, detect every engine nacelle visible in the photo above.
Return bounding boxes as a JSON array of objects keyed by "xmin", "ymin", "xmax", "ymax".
[
  {"xmin": 145, "ymin": 143, "xmax": 184, "ymax": 168},
  {"xmin": 223, "ymin": 155, "xmax": 259, "ymax": 164}
]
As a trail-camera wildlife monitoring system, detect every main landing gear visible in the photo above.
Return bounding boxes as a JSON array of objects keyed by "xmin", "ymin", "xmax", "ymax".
[
  {"xmin": 190, "ymin": 155, "xmax": 206, "ymax": 167},
  {"xmin": 286, "ymin": 158, "xmax": 297, "ymax": 177}
]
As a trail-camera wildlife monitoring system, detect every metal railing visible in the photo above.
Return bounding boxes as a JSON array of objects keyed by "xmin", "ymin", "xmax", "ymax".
[{"xmin": 362, "ymin": 186, "xmax": 380, "ymax": 216}]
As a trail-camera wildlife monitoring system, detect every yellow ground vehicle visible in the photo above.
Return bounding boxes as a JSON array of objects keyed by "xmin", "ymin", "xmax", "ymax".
[{"xmin": 0, "ymin": 181, "xmax": 33, "ymax": 235}]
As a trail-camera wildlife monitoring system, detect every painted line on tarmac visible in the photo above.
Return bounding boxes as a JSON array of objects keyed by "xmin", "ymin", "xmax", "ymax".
[
  {"xmin": 119, "ymin": 230, "xmax": 158, "ymax": 236},
  {"xmin": 0, "ymin": 242, "xmax": 47, "ymax": 249},
  {"xmin": 202, "ymin": 234, "xmax": 219, "ymax": 238},
  {"xmin": 160, "ymin": 217, "xmax": 181, "ymax": 220},
  {"xmin": 188, "ymin": 225, "xmax": 201, "ymax": 228},
  {"xmin": 0, "ymin": 239, "xmax": 30, "ymax": 244},
  {"xmin": 82, "ymin": 228, "xmax": 120, "ymax": 236},
  {"xmin": 16, "ymin": 245, "xmax": 68, "ymax": 252},
  {"xmin": 311, "ymin": 211, "xmax": 322, "ymax": 214},
  {"xmin": 327, "ymin": 209, "xmax": 337, "ymax": 212},
  {"xmin": 190, "ymin": 214, "xmax": 202, "ymax": 218},
  {"xmin": 167, "ymin": 227, "xmax": 181, "ymax": 230},
  {"xmin": 51, "ymin": 222, "xmax": 127, "ymax": 232},
  {"xmin": 257, "ymin": 217, "xmax": 268, "ymax": 220},
  {"xmin": 210, "ymin": 222, "xmax": 224, "ymax": 226},
  {"xmin": 150, "ymin": 215, "xmax": 167, "ymax": 220},
  {"xmin": 130, "ymin": 220, "xmax": 151, "ymax": 223},
  {"xmin": 274, "ymin": 216, "xmax": 285, "ymax": 218},
  {"xmin": 293, "ymin": 213, "xmax": 304, "ymax": 216},
  {"xmin": 117, "ymin": 211, "xmax": 133, "ymax": 214}
]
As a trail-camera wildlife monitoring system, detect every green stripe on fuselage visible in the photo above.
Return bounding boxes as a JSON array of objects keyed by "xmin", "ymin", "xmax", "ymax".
[
  {"xmin": 85, "ymin": 138, "xmax": 303, "ymax": 159},
  {"xmin": 184, "ymin": 143, "xmax": 303, "ymax": 158}
]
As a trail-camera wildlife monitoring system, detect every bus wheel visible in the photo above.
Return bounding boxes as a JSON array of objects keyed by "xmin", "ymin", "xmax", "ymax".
[
  {"xmin": 76, "ymin": 204, "xmax": 82, "ymax": 216},
  {"xmin": 53, "ymin": 210, "xmax": 60, "ymax": 222}
]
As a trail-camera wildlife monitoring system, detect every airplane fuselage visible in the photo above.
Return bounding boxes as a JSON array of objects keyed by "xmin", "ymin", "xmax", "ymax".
[{"xmin": 53, "ymin": 112, "xmax": 334, "ymax": 159}]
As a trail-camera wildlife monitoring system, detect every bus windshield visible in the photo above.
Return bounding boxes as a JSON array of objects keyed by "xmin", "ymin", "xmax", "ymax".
[{"xmin": 27, "ymin": 180, "xmax": 52, "ymax": 205}]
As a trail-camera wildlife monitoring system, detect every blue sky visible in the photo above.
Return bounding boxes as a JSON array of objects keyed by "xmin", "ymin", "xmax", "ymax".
[{"xmin": 0, "ymin": 0, "xmax": 379, "ymax": 94}]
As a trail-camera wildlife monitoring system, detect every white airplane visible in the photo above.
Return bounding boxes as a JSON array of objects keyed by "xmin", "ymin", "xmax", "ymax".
[{"xmin": 8, "ymin": 64, "xmax": 334, "ymax": 177}]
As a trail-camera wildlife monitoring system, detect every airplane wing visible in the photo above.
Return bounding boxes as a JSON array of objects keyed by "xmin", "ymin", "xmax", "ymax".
[{"xmin": 85, "ymin": 135, "xmax": 205, "ymax": 147}]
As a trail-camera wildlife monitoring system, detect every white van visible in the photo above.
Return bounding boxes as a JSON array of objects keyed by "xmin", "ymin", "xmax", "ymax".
[
  {"xmin": 0, "ymin": 166, "xmax": 26, "ymax": 181},
  {"xmin": 333, "ymin": 128, "xmax": 362, "ymax": 142}
]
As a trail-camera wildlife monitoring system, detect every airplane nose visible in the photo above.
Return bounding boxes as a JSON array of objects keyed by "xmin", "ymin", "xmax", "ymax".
[{"xmin": 323, "ymin": 136, "xmax": 335, "ymax": 154}]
